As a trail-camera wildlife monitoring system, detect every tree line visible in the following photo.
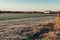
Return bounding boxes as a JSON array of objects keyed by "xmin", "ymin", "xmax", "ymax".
[{"xmin": 0, "ymin": 10, "xmax": 59, "ymax": 14}]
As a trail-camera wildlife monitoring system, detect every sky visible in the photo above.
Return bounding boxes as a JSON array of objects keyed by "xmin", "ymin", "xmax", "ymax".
[{"xmin": 0, "ymin": 0, "xmax": 60, "ymax": 11}]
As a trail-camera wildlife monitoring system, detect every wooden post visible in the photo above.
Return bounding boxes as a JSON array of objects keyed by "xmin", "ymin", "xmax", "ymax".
[
  {"xmin": 55, "ymin": 14, "xmax": 60, "ymax": 30},
  {"xmin": 54, "ymin": 13, "xmax": 60, "ymax": 40}
]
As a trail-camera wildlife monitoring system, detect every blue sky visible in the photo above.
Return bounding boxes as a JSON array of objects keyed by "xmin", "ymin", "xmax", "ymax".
[{"xmin": 0, "ymin": 0, "xmax": 60, "ymax": 11}]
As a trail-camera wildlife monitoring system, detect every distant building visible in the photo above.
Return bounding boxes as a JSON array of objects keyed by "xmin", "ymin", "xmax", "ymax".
[{"xmin": 43, "ymin": 10, "xmax": 51, "ymax": 13}]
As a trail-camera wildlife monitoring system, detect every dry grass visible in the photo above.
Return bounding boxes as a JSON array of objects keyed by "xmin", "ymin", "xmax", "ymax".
[
  {"xmin": 0, "ymin": 21, "xmax": 56, "ymax": 40},
  {"xmin": 0, "ymin": 14, "xmax": 60, "ymax": 40}
]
